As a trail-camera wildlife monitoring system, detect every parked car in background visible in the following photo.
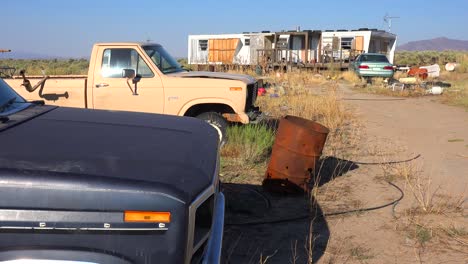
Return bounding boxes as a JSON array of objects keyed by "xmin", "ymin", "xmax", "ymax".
[
  {"xmin": 0, "ymin": 78, "xmax": 224, "ymax": 264},
  {"xmin": 349, "ymin": 53, "xmax": 394, "ymax": 79}
]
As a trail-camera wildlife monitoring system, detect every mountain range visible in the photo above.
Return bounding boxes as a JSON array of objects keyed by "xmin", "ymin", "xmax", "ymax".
[
  {"xmin": 0, "ymin": 50, "xmax": 62, "ymax": 60},
  {"xmin": 397, "ymin": 37, "xmax": 468, "ymax": 51}
]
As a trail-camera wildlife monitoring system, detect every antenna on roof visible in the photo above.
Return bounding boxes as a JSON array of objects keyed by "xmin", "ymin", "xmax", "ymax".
[
  {"xmin": 145, "ymin": 33, "xmax": 152, "ymax": 43},
  {"xmin": 384, "ymin": 13, "xmax": 400, "ymax": 32}
]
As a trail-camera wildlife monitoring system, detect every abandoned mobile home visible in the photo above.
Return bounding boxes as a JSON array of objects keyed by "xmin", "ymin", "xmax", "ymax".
[{"xmin": 188, "ymin": 28, "xmax": 397, "ymax": 69}]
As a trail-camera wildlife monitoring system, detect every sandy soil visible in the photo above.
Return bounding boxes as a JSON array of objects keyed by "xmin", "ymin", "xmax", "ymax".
[
  {"xmin": 340, "ymin": 85, "xmax": 468, "ymax": 196},
  {"xmin": 222, "ymin": 84, "xmax": 467, "ymax": 264}
]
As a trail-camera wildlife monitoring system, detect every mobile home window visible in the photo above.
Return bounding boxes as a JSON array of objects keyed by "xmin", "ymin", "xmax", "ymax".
[
  {"xmin": 245, "ymin": 39, "xmax": 250, "ymax": 46},
  {"xmin": 199, "ymin": 40, "xmax": 208, "ymax": 51},
  {"xmin": 276, "ymin": 38, "xmax": 288, "ymax": 49},
  {"xmin": 322, "ymin": 37, "xmax": 333, "ymax": 50},
  {"xmin": 341, "ymin": 37, "xmax": 353, "ymax": 50}
]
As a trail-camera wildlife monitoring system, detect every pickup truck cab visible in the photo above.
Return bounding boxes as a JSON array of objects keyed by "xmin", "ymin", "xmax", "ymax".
[
  {"xmin": 0, "ymin": 78, "xmax": 224, "ymax": 264},
  {"xmin": 5, "ymin": 42, "xmax": 261, "ymax": 144}
]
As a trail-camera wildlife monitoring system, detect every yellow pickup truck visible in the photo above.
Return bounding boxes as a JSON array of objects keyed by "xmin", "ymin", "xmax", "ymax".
[{"xmin": 5, "ymin": 42, "xmax": 261, "ymax": 144}]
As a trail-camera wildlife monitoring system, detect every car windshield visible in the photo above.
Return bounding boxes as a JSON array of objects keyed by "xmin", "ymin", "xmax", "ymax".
[
  {"xmin": 142, "ymin": 45, "xmax": 184, "ymax": 74},
  {"xmin": 360, "ymin": 55, "xmax": 390, "ymax": 63},
  {"xmin": 0, "ymin": 78, "xmax": 28, "ymax": 115}
]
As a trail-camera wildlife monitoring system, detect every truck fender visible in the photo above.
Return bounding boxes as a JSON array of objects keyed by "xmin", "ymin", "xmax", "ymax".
[
  {"xmin": 178, "ymin": 99, "xmax": 249, "ymax": 124},
  {"xmin": 178, "ymin": 98, "xmax": 236, "ymax": 116}
]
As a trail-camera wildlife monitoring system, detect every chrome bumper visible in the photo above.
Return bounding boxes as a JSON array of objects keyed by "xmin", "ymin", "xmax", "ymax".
[{"xmin": 202, "ymin": 192, "xmax": 225, "ymax": 264}]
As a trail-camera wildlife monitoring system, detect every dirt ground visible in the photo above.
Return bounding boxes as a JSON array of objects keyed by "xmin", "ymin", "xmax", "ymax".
[{"xmin": 221, "ymin": 84, "xmax": 467, "ymax": 263}]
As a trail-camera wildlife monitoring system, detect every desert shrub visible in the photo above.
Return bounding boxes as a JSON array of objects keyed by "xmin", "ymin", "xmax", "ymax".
[
  {"xmin": 0, "ymin": 58, "xmax": 89, "ymax": 75},
  {"xmin": 395, "ymin": 51, "xmax": 468, "ymax": 71}
]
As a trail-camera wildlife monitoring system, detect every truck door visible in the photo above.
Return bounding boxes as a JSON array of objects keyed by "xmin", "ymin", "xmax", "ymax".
[{"xmin": 91, "ymin": 46, "xmax": 164, "ymax": 113}]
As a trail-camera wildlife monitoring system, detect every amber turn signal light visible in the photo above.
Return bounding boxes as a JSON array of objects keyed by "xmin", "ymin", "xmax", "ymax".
[
  {"xmin": 229, "ymin": 87, "xmax": 242, "ymax": 91},
  {"xmin": 124, "ymin": 211, "xmax": 171, "ymax": 223}
]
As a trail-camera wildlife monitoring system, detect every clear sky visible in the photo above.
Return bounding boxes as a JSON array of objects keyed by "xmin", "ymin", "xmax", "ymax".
[{"xmin": 2, "ymin": 0, "xmax": 467, "ymax": 58}]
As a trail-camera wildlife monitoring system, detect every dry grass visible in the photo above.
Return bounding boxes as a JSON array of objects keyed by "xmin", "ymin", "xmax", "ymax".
[
  {"xmin": 353, "ymin": 80, "xmax": 428, "ymax": 97},
  {"xmin": 319, "ymin": 219, "xmax": 356, "ymax": 263},
  {"xmin": 258, "ymin": 90, "xmax": 346, "ymax": 130},
  {"xmin": 220, "ymin": 70, "xmax": 361, "ymax": 188},
  {"xmin": 377, "ymin": 152, "xmax": 467, "ymax": 260},
  {"xmin": 395, "ymin": 211, "xmax": 468, "ymax": 259},
  {"xmin": 343, "ymin": 63, "xmax": 468, "ymax": 109},
  {"xmin": 379, "ymin": 159, "xmax": 465, "ymax": 215},
  {"xmin": 219, "ymin": 68, "xmax": 466, "ymax": 262},
  {"xmin": 256, "ymin": 74, "xmax": 362, "ymax": 159},
  {"xmin": 339, "ymin": 71, "xmax": 362, "ymax": 85},
  {"xmin": 439, "ymin": 72, "xmax": 468, "ymax": 110}
]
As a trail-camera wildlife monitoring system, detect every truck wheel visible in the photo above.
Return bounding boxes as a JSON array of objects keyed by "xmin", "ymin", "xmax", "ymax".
[{"xmin": 196, "ymin": 112, "xmax": 228, "ymax": 147}]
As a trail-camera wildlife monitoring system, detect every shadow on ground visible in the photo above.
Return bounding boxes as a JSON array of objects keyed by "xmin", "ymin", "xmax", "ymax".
[
  {"xmin": 221, "ymin": 157, "xmax": 359, "ymax": 263},
  {"xmin": 313, "ymin": 156, "xmax": 359, "ymax": 187}
]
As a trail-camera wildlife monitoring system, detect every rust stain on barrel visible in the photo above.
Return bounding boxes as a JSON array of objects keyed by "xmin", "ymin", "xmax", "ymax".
[{"xmin": 263, "ymin": 115, "xmax": 329, "ymax": 193}]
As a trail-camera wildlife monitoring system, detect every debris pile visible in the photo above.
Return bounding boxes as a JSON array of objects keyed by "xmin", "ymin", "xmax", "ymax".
[{"xmin": 389, "ymin": 63, "xmax": 452, "ymax": 95}]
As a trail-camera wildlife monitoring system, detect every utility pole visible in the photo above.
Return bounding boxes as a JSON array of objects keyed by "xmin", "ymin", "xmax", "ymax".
[{"xmin": 384, "ymin": 13, "xmax": 400, "ymax": 32}]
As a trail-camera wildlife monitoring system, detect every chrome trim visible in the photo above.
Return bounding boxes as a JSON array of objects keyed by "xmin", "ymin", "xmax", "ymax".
[
  {"xmin": 184, "ymin": 153, "xmax": 221, "ymax": 264},
  {"xmin": 185, "ymin": 185, "xmax": 215, "ymax": 264},
  {"xmin": 192, "ymin": 229, "xmax": 210, "ymax": 254},
  {"xmin": 202, "ymin": 192, "xmax": 224, "ymax": 264},
  {"xmin": 0, "ymin": 226, "xmax": 168, "ymax": 231},
  {"xmin": 78, "ymin": 227, "xmax": 168, "ymax": 231},
  {"xmin": 0, "ymin": 261, "xmax": 98, "ymax": 264}
]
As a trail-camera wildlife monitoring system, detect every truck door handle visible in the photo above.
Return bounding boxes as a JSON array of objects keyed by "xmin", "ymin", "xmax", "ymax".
[{"xmin": 95, "ymin": 83, "xmax": 109, "ymax": 88}]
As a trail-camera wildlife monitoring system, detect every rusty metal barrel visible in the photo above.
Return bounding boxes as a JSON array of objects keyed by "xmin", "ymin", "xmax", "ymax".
[{"xmin": 263, "ymin": 115, "xmax": 329, "ymax": 193}]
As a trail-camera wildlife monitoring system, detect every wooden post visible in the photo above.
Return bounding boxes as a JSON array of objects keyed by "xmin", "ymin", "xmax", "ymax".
[{"xmin": 304, "ymin": 32, "xmax": 309, "ymax": 64}]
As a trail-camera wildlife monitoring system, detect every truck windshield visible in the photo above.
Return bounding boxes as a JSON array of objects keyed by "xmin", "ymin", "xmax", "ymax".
[
  {"xmin": 143, "ymin": 45, "xmax": 184, "ymax": 74},
  {"xmin": 0, "ymin": 79, "xmax": 28, "ymax": 115}
]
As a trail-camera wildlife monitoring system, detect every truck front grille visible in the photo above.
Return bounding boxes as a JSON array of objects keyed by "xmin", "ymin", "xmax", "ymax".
[
  {"xmin": 246, "ymin": 81, "xmax": 259, "ymax": 111},
  {"xmin": 187, "ymin": 188, "xmax": 216, "ymax": 263},
  {"xmin": 193, "ymin": 194, "xmax": 214, "ymax": 247}
]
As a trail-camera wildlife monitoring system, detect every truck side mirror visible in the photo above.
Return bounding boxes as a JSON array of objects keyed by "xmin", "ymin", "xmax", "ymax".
[
  {"xmin": 122, "ymin": 69, "xmax": 136, "ymax": 79},
  {"xmin": 122, "ymin": 69, "xmax": 141, "ymax": 96},
  {"xmin": 132, "ymin": 74, "xmax": 142, "ymax": 84}
]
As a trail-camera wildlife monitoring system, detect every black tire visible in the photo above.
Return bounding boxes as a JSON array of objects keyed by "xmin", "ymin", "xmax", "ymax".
[{"xmin": 196, "ymin": 112, "xmax": 228, "ymax": 147}]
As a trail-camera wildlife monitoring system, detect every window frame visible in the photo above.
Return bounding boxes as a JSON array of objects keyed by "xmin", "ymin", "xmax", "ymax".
[
  {"xmin": 199, "ymin": 40, "xmax": 208, "ymax": 51},
  {"xmin": 341, "ymin": 37, "xmax": 353, "ymax": 50},
  {"xmin": 100, "ymin": 48, "xmax": 154, "ymax": 78}
]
